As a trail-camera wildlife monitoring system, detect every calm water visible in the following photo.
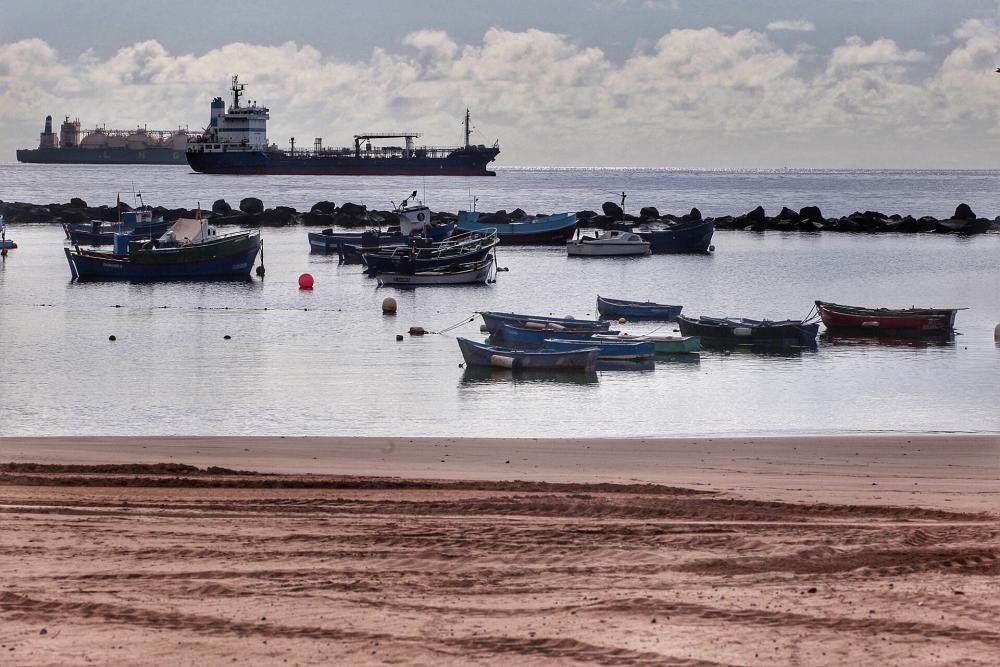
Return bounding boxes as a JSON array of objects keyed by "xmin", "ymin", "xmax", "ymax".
[{"xmin": 1, "ymin": 165, "xmax": 998, "ymax": 437}]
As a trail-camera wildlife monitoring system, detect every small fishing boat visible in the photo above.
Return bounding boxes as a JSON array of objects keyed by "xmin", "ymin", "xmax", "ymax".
[
  {"xmin": 457, "ymin": 337, "xmax": 598, "ymax": 371},
  {"xmin": 375, "ymin": 256, "xmax": 494, "ymax": 287},
  {"xmin": 622, "ymin": 219, "xmax": 716, "ymax": 254},
  {"xmin": 567, "ymin": 230, "xmax": 650, "ymax": 257},
  {"xmin": 815, "ymin": 300, "xmax": 963, "ymax": 335},
  {"xmin": 677, "ymin": 315, "xmax": 819, "ymax": 347},
  {"xmin": 64, "ymin": 209, "xmax": 172, "ymax": 246},
  {"xmin": 596, "ymin": 295, "xmax": 683, "ymax": 320},
  {"xmin": 498, "ymin": 322, "xmax": 617, "ymax": 347},
  {"xmin": 65, "ymin": 215, "xmax": 261, "ymax": 281},
  {"xmin": 308, "ymin": 191, "xmax": 455, "ymax": 253},
  {"xmin": 0, "ymin": 216, "xmax": 16, "ymax": 251},
  {"xmin": 478, "ymin": 311, "xmax": 611, "ymax": 336},
  {"xmin": 542, "ymin": 337, "xmax": 655, "ymax": 360},
  {"xmin": 593, "ymin": 333, "xmax": 701, "ymax": 354},
  {"xmin": 456, "ymin": 211, "xmax": 578, "ymax": 244},
  {"xmin": 362, "ymin": 228, "xmax": 498, "ymax": 274}
]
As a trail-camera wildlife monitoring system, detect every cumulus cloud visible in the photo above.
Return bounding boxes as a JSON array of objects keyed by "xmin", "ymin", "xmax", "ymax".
[
  {"xmin": 767, "ymin": 19, "xmax": 816, "ymax": 32},
  {"xmin": 3, "ymin": 22, "xmax": 1000, "ymax": 167}
]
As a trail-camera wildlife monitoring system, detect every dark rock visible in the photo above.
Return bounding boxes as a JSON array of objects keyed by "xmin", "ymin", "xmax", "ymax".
[
  {"xmin": 746, "ymin": 206, "xmax": 766, "ymax": 222},
  {"xmin": 59, "ymin": 210, "xmax": 89, "ymax": 225},
  {"xmin": 310, "ymin": 201, "xmax": 336, "ymax": 215},
  {"xmin": 774, "ymin": 219, "xmax": 797, "ymax": 231},
  {"xmin": 602, "ymin": 201, "xmax": 624, "ymax": 219},
  {"xmin": 339, "ymin": 202, "xmax": 367, "ymax": 217},
  {"xmin": 777, "ymin": 206, "xmax": 801, "ymax": 223},
  {"xmin": 639, "ymin": 206, "xmax": 660, "ymax": 219},
  {"xmin": 510, "ymin": 208, "xmax": 528, "ymax": 219},
  {"xmin": 685, "ymin": 207, "xmax": 702, "ymax": 221},
  {"xmin": 212, "ymin": 199, "xmax": 233, "ymax": 215},
  {"xmin": 954, "ymin": 203, "xmax": 975, "ymax": 220},
  {"xmin": 797, "ymin": 219, "xmax": 823, "ymax": 232},
  {"xmin": 799, "ymin": 205, "xmax": 823, "ymax": 222},
  {"xmin": 575, "ymin": 210, "xmax": 598, "ymax": 220},
  {"xmin": 239, "ymin": 197, "xmax": 264, "ymax": 215},
  {"xmin": 69, "ymin": 197, "xmax": 87, "ymax": 209}
]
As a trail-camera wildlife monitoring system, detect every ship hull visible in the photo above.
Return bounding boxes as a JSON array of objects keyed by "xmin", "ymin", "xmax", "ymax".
[
  {"xmin": 186, "ymin": 147, "xmax": 499, "ymax": 176},
  {"xmin": 16, "ymin": 147, "xmax": 188, "ymax": 165}
]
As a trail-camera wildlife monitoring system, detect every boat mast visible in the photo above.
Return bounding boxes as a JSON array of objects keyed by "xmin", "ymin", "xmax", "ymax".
[
  {"xmin": 231, "ymin": 74, "xmax": 244, "ymax": 109},
  {"xmin": 464, "ymin": 109, "xmax": 471, "ymax": 148}
]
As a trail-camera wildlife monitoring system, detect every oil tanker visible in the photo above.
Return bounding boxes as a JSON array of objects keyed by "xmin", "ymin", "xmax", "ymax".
[
  {"xmin": 186, "ymin": 76, "xmax": 500, "ymax": 176},
  {"xmin": 16, "ymin": 116, "xmax": 192, "ymax": 165}
]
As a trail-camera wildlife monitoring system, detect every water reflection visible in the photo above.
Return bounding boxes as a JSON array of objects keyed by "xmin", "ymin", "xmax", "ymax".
[
  {"xmin": 460, "ymin": 366, "xmax": 599, "ymax": 385},
  {"xmin": 819, "ymin": 332, "xmax": 957, "ymax": 349}
]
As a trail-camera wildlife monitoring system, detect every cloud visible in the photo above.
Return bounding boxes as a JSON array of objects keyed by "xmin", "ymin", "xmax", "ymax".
[
  {"xmin": 767, "ymin": 19, "xmax": 816, "ymax": 32},
  {"xmin": 3, "ymin": 22, "xmax": 1000, "ymax": 168}
]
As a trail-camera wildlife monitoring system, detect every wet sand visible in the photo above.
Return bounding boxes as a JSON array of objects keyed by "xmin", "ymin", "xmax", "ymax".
[{"xmin": 0, "ymin": 435, "xmax": 998, "ymax": 665}]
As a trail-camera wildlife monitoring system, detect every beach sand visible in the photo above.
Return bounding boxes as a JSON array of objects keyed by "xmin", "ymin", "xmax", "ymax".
[{"xmin": 0, "ymin": 434, "xmax": 997, "ymax": 665}]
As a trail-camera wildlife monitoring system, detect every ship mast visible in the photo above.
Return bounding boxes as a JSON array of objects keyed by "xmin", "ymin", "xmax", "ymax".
[
  {"xmin": 464, "ymin": 109, "xmax": 471, "ymax": 148},
  {"xmin": 231, "ymin": 75, "xmax": 244, "ymax": 109}
]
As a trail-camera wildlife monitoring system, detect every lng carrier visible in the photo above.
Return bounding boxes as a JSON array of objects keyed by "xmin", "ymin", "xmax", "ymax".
[
  {"xmin": 16, "ymin": 116, "xmax": 192, "ymax": 165},
  {"xmin": 186, "ymin": 76, "xmax": 500, "ymax": 176}
]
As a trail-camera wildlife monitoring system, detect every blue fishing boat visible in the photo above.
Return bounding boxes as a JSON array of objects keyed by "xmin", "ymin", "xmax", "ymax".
[
  {"xmin": 542, "ymin": 337, "xmax": 655, "ymax": 361},
  {"xmin": 611, "ymin": 219, "xmax": 715, "ymax": 254},
  {"xmin": 456, "ymin": 211, "xmax": 577, "ymax": 244},
  {"xmin": 362, "ymin": 229, "xmax": 498, "ymax": 274},
  {"xmin": 498, "ymin": 322, "xmax": 617, "ymax": 347},
  {"xmin": 65, "ymin": 216, "xmax": 261, "ymax": 281},
  {"xmin": 677, "ymin": 315, "xmax": 819, "ymax": 348},
  {"xmin": 596, "ymin": 296, "xmax": 683, "ymax": 320},
  {"xmin": 479, "ymin": 311, "xmax": 610, "ymax": 336},
  {"xmin": 64, "ymin": 209, "xmax": 172, "ymax": 246},
  {"xmin": 457, "ymin": 337, "xmax": 598, "ymax": 371}
]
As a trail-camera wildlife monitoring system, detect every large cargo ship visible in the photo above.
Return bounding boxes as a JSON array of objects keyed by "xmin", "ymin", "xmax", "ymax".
[
  {"xmin": 186, "ymin": 76, "xmax": 500, "ymax": 176},
  {"xmin": 16, "ymin": 116, "xmax": 192, "ymax": 165}
]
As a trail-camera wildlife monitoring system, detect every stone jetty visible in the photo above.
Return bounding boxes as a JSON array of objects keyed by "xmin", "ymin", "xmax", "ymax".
[{"xmin": 0, "ymin": 198, "xmax": 996, "ymax": 235}]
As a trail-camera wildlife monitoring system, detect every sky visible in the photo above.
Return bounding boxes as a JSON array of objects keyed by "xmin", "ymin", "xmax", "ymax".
[{"xmin": 3, "ymin": 0, "xmax": 1000, "ymax": 167}]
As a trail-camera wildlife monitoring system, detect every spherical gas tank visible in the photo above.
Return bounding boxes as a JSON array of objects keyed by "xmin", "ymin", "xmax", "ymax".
[
  {"xmin": 165, "ymin": 131, "xmax": 191, "ymax": 150},
  {"xmin": 106, "ymin": 134, "xmax": 127, "ymax": 149},
  {"xmin": 80, "ymin": 132, "xmax": 109, "ymax": 149},
  {"xmin": 126, "ymin": 132, "xmax": 151, "ymax": 150}
]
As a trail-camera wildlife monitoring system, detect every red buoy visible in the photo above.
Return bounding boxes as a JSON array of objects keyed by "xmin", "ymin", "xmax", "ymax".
[{"xmin": 298, "ymin": 273, "xmax": 314, "ymax": 289}]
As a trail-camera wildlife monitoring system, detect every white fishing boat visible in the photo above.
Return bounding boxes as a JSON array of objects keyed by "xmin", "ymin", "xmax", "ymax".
[
  {"xmin": 567, "ymin": 230, "xmax": 650, "ymax": 257},
  {"xmin": 376, "ymin": 255, "xmax": 494, "ymax": 287}
]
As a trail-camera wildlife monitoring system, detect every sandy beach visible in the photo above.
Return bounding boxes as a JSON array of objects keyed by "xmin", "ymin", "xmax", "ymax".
[{"xmin": 1, "ymin": 434, "xmax": 998, "ymax": 665}]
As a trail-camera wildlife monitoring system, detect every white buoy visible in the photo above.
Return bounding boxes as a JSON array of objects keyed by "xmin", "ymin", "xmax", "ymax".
[
  {"xmin": 382, "ymin": 297, "xmax": 397, "ymax": 314},
  {"xmin": 618, "ymin": 317, "xmax": 626, "ymax": 324}
]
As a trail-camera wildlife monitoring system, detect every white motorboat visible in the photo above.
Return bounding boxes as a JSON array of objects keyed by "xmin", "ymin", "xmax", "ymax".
[
  {"xmin": 376, "ymin": 255, "xmax": 494, "ymax": 287},
  {"xmin": 567, "ymin": 230, "xmax": 650, "ymax": 257}
]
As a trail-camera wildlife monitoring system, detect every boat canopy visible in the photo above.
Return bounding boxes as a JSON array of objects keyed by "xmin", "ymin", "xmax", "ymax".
[{"xmin": 160, "ymin": 218, "xmax": 212, "ymax": 244}]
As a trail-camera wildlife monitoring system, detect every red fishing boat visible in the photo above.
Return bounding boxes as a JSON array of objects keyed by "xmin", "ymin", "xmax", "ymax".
[{"xmin": 815, "ymin": 300, "xmax": 963, "ymax": 335}]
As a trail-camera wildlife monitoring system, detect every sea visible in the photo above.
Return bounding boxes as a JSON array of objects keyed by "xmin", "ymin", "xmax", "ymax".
[{"xmin": 1, "ymin": 164, "xmax": 998, "ymax": 437}]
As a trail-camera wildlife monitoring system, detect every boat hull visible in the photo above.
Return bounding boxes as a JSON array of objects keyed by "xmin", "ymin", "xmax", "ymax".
[
  {"xmin": 594, "ymin": 334, "xmax": 700, "ymax": 354},
  {"xmin": 17, "ymin": 147, "xmax": 188, "ymax": 165},
  {"xmin": 614, "ymin": 220, "xmax": 715, "ymax": 253},
  {"xmin": 498, "ymin": 323, "xmax": 616, "ymax": 348},
  {"xmin": 457, "ymin": 337, "xmax": 598, "ymax": 371},
  {"xmin": 566, "ymin": 240, "xmax": 650, "ymax": 256},
  {"xmin": 65, "ymin": 233, "xmax": 261, "ymax": 281},
  {"xmin": 308, "ymin": 223, "xmax": 456, "ymax": 254},
  {"xmin": 375, "ymin": 257, "xmax": 493, "ymax": 287},
  {"xmin": 187, "ymin": 147, "xmax": 499, "ymax": 176},
  {"xmin": 677, "ymin": 315, "xmax": 819, "ymax": 348},
  {"xmin": 541, "ymin": 338, "xmax": 655, "ymax": 360},
  {"xmin": 596, "ymin": 296, "xmax": 683, "ymax": 320},
  {"xmin": 456, "ymin": 212, "xmax": 577, "ymax": 244},
  {"xmin": 365, "ymin": 243, "xmax": 495, "ymax": 274},
  {"xmin": 479, "ymin": 311, "xmax": 610, "ymax": 336},
  {"xmin": 815, "ymin": 300, "xmax": 959, "ymax": 335}
]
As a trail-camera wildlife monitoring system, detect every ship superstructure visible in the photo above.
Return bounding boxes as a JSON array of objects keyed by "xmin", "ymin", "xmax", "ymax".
[
  {"xmin": 17, "ymin": 115, "xmax": 193, "ymax": 165},
  {"xmin": 187, "ymin": 75, "xmax": 499, "ymax": 176}
]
